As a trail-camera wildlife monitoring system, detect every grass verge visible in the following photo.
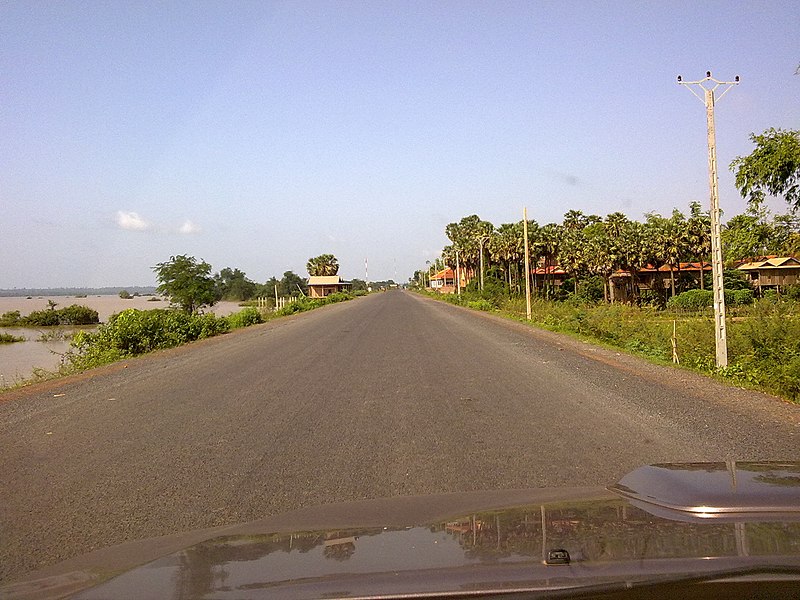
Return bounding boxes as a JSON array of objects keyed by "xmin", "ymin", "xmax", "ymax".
[{"xmin": 416, "ymin": 289, "xmax": 800, "ymax": 403}]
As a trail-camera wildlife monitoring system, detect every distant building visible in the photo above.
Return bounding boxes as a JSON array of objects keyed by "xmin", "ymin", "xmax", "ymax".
[
  {"xmin": 307, "ymin": 275, "xmax": 352, "ymax": 298},
  {"xmin": 609, "ymin": 262, "xmax": 713, "ymax": 303},
  {"xmin": 429, "ymin": 268, "xmax": 457, "ymax": 294},
  {"xmin": 531, "ymin": 264, "xmax": 567, "ymax": 290},
  {"xmin": 737, "ymin": 256, "xmax": 800, "ymax": 292}
]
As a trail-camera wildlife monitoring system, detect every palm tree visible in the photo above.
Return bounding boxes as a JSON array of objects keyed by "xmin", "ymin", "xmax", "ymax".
[
  {"xmin": 306, "ymin": 254, "xmax": 339, "ymax": 276},
  {"xmin": 584, "ymin": 222, "xmax": 615, "ymax": 302},
  {"xmin": 537, "ymin": 223, "xmax": 563, "ymax": 298},
  {"xmin": 559, "ymin": 227, "xmax": 588, "ymax": 295},
  {"xmin": 488, "ymin": 223, "xmax": 522, "ymax": 292},
  {"xmin": 445, "ymin": 215, "xmax": 494, "ymax": 288},
  {"xmin": 618, "ymin": 221, "xmax": 648, "ymax": 302},
  {"xmin": 686, "ymin": 201, "xmax": 711, "ymax": 289}
]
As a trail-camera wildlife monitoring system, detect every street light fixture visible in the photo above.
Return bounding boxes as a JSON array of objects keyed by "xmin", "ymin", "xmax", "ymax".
[{"xmin": 678, "ymin": 71, "xmax": 739, "ymax": 368}]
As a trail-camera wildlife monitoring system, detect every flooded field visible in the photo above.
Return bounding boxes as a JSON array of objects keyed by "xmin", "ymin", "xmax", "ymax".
[{"xmin": 0, "ymin": 296, "xmax": 244, "ymax": 387}]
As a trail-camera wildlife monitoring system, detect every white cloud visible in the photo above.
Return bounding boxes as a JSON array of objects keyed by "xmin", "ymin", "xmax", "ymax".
[
  {"xmin": 178, "ymin": 220, "xmax": 201, "ymax": 234},
  {"xmin": 115, "ymin": 211, "xmax": 150, "ymax": 231}
]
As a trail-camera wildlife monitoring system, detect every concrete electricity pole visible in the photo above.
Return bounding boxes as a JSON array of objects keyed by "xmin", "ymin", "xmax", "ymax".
[
  {"xmin": 478, "ymin": 235, "xmax": 489, "ymax": 292},
  {"xmin": 523, "ymin": 207, "xmax": 532, "ymax": 320},
  {"xmin": 455, "ymin": 249, "xmax": 461, "ymax": 299},
  {"xmin": 677, "ymin": 71, "xmax": 739, "ymax": 368}
]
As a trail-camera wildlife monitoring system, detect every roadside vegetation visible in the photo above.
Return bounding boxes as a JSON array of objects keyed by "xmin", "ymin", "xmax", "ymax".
[
  {"xmin": 2, "ymin": 253, "xmax": 366, "ymax": 391},
  {"xmin": 17, "ymin": 251, "xmax": 357, "ymax": 385},
  {"xmin": 65, "ymin": 292, "xmax": 357, "ymax": 373},
  {"xmin": 418, "ymin": 281, "xmax": 800, "ymax": 402},
  {"xmin": 412, "ymin": 128, "xmax": 800, "ymax": 402}
]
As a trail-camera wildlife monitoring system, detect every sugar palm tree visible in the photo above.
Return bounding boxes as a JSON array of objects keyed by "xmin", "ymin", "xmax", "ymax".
[
  {"xmin": 537, "ymin": 223, "xmax": 563, "ymax": 298},
  {"xmin": 488, "ymin": 222, "xmax": 522, "ymax": 291},
  {"xmin": 686, "ymin": 202, "xmax": 711, "ymax": 289},
  {"xmin": 306, "ymin": 254, "xmax": 339, "ymax": 277}
]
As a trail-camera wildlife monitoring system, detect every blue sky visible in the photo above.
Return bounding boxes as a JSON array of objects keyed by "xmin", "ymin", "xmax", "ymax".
[{"xmin": 1, "ymin": 1, "xmax": 797, "ymax": 287}]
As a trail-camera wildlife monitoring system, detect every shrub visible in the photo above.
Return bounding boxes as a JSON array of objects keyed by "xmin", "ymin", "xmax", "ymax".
[
  {"xmin": 465, "ymin": 276, "xmax": 508, "ymax": 299},
  {"xmin": 665, "ymin": 287, "xmax": 757, "ymax": 310},
  {"xmin": 67, "ymin": 308, "xmax": 229, "ymax": 370},
  {"xmin": 467, "ymin": 299, "xmax": 494, "ymax": 311},
  {"xmin": 0, "ymin": 333, "xmax": 24, "ymax": 343},
  {"xmin": 732, "ymin": 289, "xmax": 754, "ymax": 306},
  {"xmin": 324, "ymin": 292, "xmax": 352, "ymax": 304},
  {"xmin": 20, "ymin": 304, "xmax": 99, "ymax": 326},
  {"xmin": 0, "ymin": 311, "xmax": 21, "ymax": 326},
  {"xmin": 274, "ymin": 292, "xmax": 355, "ymax": 316},
  {"xmin": 57, "ymin": 304, "xmax": 100, "ymax": 325},
  {"xmin": 667, "ymin": 289, "xmax": 713, "ymax": 310},
  {"xmin": 22, "ymin": 308, "xmax": 61, "ymax": 326},
  {"xmin": 226, "ymin": 307, "xmax": 263, "ymax": 329}
]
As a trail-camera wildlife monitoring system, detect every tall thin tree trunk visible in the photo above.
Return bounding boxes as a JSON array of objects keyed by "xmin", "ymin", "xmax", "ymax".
[
  {"xmin": 699, "ymin": 260, "xmax": 705, "ymax": 289},
  {"xmin": 670, "ymin": 266, "xmax": 676, "ymax": 297}
]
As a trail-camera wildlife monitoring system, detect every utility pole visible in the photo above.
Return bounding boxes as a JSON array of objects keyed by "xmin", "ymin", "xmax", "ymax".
[
  {"xmin": 455, "ymin": 249, "xmax": 461, "ymax": 299},
  {"xmin": 478, "ymin": 235, "xmax": 489, "ymax": 292},
  {"xmin": 523, "ymin": 207, "xmax": 532, "ymax": 320},
  {"xmin": 425, "ymin": 260, "xmax": 432, "ymax": 289},
  {"xmin": 678, "ymin": 71, "xmax": 739, "ymax": 368}
]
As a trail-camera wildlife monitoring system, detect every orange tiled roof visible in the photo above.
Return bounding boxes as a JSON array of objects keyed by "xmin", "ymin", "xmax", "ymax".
[{"xmin": 431, "ymin": 268, "xmax": 455, "ymax": 280}]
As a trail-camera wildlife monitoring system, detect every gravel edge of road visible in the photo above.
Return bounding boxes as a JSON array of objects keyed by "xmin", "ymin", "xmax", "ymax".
[{"xmin": 409, "ymin": 291, "xmax": 799, "ymax": 413}]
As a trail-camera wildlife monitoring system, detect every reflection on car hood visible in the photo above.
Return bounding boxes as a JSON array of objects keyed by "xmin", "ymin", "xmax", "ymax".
[{"xmin": 6, "ymin": 462, "xmax": 800, "ymax": 600}]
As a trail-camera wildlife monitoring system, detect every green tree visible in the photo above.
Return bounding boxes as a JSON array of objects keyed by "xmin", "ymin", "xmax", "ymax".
[
  {"xmin": 350, "ymin": 278, "xmax": 368, "ymax": 292},
  {"xmin": 488, "ymin": 222, "xmax": 524, "ymax": 291},
  {"xmin": 730, "ymin": 128, "xmax": 800, "ymax": 210},
  {"xmin": 254, "ymin": 277, "xmax": 280, "ymax": 300},
  {"xmin": 721, "ymin": 206, "xmax": 784, "ymax": 262},
  {"xmin": 281, "ymin": 270, "xmax": 308, "ymax": 295},
  {"xmin": 445, "ymin": 215, "xmax": 493, "ymax": 284},
  {"xmin": 153, "ymin": 255, "xmax": 219, "ymax": 313},
  {"xmin": 583, "ymin": 221, "xmax": 616, "ymax": 302},
  {"xmin": 306, "ymin": 254, "xmax": 339, "ymax": 276},
  {"xmin": 536, "ymin": 223, "xmax": 562, "ymax": 298},
  {"xmin": 644, "ymin": 210, "xmax": 688, "ymax": 298},
  {"xmin": 214, "ymin": 267, "xmax": 256, "ymax": 301},
  {"xmin": 685, "ymin": 202, "xmax": 711, "ymax": 289}
]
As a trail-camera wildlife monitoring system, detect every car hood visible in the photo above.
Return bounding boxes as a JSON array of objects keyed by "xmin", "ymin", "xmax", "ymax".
[{"xmin": 5, "ymin": 462, "xmax": 800, "ymax": 600}]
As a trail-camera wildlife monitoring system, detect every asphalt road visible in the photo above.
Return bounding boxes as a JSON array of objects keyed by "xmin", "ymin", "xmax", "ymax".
[{"xmin": 1, "ymin": 290, "xmax": 798, "ymax": 583}]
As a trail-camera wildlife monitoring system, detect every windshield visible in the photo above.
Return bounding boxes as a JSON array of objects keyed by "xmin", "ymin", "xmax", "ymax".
[{"xmin": 1, "ymin": 2, "xmax": 798, "ymax": 597}]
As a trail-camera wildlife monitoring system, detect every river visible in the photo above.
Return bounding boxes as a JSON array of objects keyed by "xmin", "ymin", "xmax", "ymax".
[{"xmin": 0, "ymin": 295, "xmax": 244, "ymax": 387}]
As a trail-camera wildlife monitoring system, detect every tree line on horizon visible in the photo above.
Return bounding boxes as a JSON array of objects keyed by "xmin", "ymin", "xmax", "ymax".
[
  {"xmin": 419, "ymin": 204, "xmax": 798, "ymax": 303},
  {"xmin": 417, "ymin": 127, "xmax": 800, "ymax": 303},
  {"xmin": 152, "ymin": 253, "xmax": 370, "ymax": 314}
]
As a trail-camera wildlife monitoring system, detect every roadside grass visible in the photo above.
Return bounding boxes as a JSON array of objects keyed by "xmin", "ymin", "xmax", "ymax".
[
  {"xmin": 418, "ymin": 289, "xmax": 800, "ymax": 403},
  {"xmin": 1, "ymin": 293, "xmax": 357, "ymax": 392}
]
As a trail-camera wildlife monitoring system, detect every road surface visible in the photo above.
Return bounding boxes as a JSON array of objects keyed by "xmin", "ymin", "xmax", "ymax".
[{"xmin": 1, "ymin": 290, "xmax": 798, "ymax": 583}]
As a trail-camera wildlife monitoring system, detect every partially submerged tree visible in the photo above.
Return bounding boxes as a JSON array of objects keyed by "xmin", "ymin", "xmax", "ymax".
[
  {"xmin": 730, "ymin": 128, "xmax": 800, "ymax": 210},
  {"xmin": 153, "ymin": 255, "xmax": 218, "ymax": 313}
]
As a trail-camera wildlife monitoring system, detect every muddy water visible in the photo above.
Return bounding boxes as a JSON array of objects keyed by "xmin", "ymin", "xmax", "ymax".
[{"xmin": 0, "ymin": 296, "xmax": 244, "ymax": 387}]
